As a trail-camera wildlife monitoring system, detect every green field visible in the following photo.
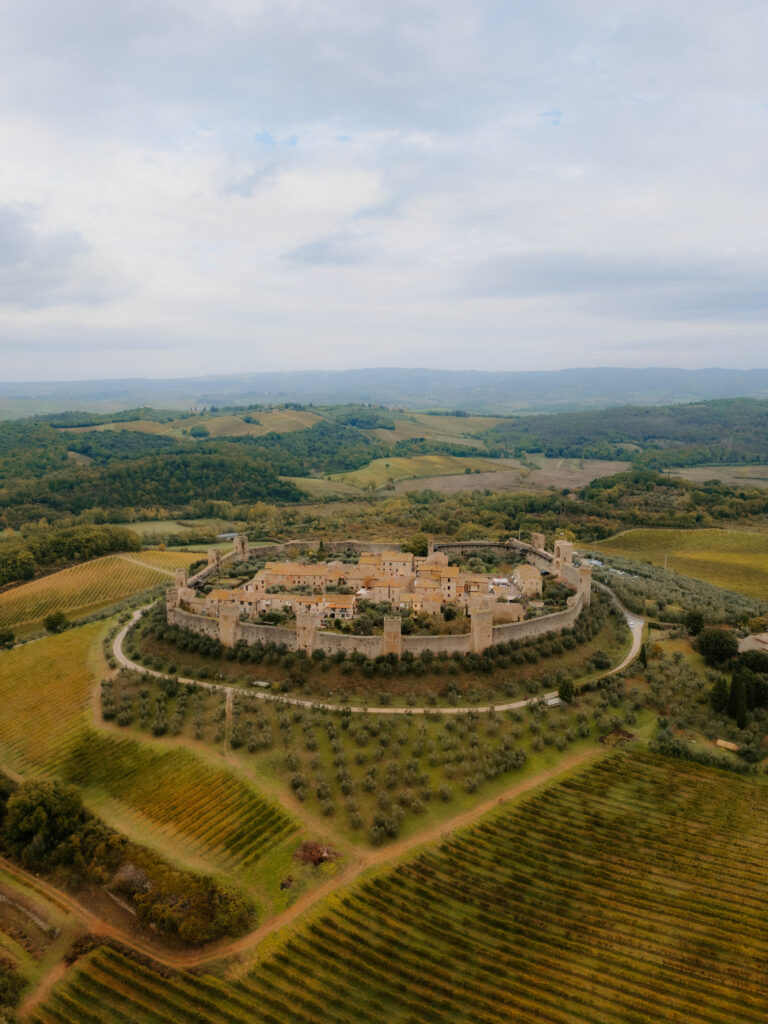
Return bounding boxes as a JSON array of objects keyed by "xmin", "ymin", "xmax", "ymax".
[
  {"xmin": 333, "ymin": 455, "xmax": 502, "ymax": 490},
  {"xmin": 597, "ymin": 528, "xmax": 768, "ymax": 600},
  {"xmin": 0, "ymin": 623, "xmax": 304, "ymax": 915},
  {"xmin": 29, "ymin": 749, "xmax": 768, "ymax": 1024}
]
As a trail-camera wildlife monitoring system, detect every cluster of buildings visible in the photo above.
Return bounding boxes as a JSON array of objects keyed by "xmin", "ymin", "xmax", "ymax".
[{"xmin": 198, "ymin": 549, "xmax": 543, "ymax": 624}]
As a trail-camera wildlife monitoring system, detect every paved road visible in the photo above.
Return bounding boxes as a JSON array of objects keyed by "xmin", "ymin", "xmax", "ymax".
[{"xmin": 113, "ymin": 592, "xmax": 645, "ymax": 716}]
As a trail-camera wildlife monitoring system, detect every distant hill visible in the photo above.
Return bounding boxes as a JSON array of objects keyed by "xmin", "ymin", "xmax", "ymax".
[{"xmin": 3, "ymin": 366, "xmax": 768, "ymax": 418}]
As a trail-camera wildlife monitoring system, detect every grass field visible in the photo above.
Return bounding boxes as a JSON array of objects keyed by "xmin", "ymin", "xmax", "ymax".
[
  {"xmin": 0, "ymin": 553, "xmax": 196, "ymax": 635},
  {"xmin": 391, "ymin": 456, "xmax": 631, "ymax": 495},
  {"xmin": 333, "ymin": 455, "xmax": 502, "ymax": 490},
  {"xmin": 280, "ymin": 476, "xmax": 363, "ymax": 498},
  {"xmin": 30, "ymin": 748, "xmax": 768, "ymax": 1024},
  {"xmin": 597, "ymin": 527, "xmax": 768, "ymax": 600},
  {"xmin": 675, "ymin": 464, "xmax": 768, "ymax": 489}
]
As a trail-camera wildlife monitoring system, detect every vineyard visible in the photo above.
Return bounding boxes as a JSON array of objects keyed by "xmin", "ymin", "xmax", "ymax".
[
  {"xmin": 0, "ymin": 553, "xmax": 195, "ymax": 634},
  {"xmin": 597, "ymin": 528, "xmax": 768, "ymax": 600},
  {"xmin": 0, "ymin": 623, "xmax": 102, "ymax": 773},
  {"xmin": 28, "ymin": 749, "xmax": 768, "ymax": 1024},
  {"xmin": 56, "ymin": 731, "xmax": 297, "ymax": 870},
  {"xmin": 0, "ymin": 623, "xmax": 299, "ymax": 893}
]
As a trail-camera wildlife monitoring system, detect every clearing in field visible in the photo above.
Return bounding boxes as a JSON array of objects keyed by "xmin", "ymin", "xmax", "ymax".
[
  {"xmin": 596, "ymin": 527, "xmax": 768, "ymax": 600},
  {"xmin": 332, "ymin": 455, "xmax": 502, "ymax": 490},
  {"xmin": 280, "ymin": 475, "xmax": 363, "ymax": 498},
  {"xmin": 29, "ymin": 748, "xmax": 768, "ymax": 1024},
  {"xmin": 391, "ymin": 455, "xmax": 631, "ymax": 496},
  {"xmin": 675, "ymin": 464, "xmax": 768, "ymax": 489},
  {"xmin": 0, "ymin": 553, "xmax": 197, "ymax": 635}
]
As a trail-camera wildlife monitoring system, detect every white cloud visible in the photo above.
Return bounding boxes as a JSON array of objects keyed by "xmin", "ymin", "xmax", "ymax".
[{"xmin": 1, "ymin": 1, "xmax": 768, "ymax": 379}]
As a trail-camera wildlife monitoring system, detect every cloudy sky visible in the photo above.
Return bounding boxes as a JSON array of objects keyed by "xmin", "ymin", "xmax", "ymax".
[{"xmin": 2, "ymin": 1, "xmax": 768, "ymax": 381}]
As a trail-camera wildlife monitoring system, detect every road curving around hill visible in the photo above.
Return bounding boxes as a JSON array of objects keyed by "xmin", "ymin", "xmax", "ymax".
[{"xmin": 112, "ymin": 591, "xmax": 644, "ymax": 716}]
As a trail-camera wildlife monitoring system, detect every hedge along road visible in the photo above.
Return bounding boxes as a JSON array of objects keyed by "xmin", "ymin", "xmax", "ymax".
[{"xmin": 112, "ymin": 589, "xmax": 644, "ymax": 716}]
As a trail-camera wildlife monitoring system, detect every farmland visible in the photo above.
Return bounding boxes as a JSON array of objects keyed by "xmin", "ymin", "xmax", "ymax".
[
  {"xmin": 392, "ymin": 455, "xmax": 631, "ymax": 495},
  {"xmin": 0, "ymin": 553, "xmax": 199, "ymax": 636},
  {"xmin": 332, "ymin": 455, "xmax": 502, "ymax": 490},
  {"xmin": 596, "ymin": 527, "xmax": 768, "ymax": 600},
  {"xmin": 28, "ymin": 749, "xmax": 768, "ymax": 1024},
  {"xmin": 675, "ymin": 464, "xmax": 768, "ymax": 489},
  {"xmin": 0, "ymin": 622, "xmax": 303, "ymax": 910},
  {"xmin": 57, "ymin": 732, "xmax": 297, "ymax": 878},
  {"xmin": 0, "ymin": 623, "xmax": 103, "ymax": 773}
]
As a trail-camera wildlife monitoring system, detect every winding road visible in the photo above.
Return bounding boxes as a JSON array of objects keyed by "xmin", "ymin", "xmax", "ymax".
[{"xmin": 112, "ymin": 590, "xmax": 644, "ymax": 716}]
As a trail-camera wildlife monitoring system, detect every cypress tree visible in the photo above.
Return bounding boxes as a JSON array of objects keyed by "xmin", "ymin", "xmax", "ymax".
[{"xmin": 735, "ymin": 675, "xmax": 748, "ymax": 730}]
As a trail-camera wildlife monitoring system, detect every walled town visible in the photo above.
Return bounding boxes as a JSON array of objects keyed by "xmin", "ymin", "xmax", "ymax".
[{"xmin": 166, "ymin": 534, "xmax": 592, "ymax": 657}]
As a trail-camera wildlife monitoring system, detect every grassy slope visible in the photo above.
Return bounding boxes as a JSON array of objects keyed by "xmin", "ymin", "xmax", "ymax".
[
  {"xmin": 0, "ymin": 623, "xmax": 303, "ymax": 919},
  {"xmin": 30, "ymin": 748, "xmax": 768, "ymax": 1024},
  {"xmin": 597, "ymin": 527, "xmax": 768, "ymax": 600},
  {"xmin": 0, "ymin": 552, "xmax": 197, "ymax": 635},
  {"xmin": 333, "ymin": 455, "xmax": 502, "ymax": 490}
]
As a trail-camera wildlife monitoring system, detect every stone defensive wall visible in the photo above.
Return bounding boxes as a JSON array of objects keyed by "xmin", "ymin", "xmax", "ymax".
[{"xmin": 167, "ymin": 535, "xmax": 591, "ymax": 658}]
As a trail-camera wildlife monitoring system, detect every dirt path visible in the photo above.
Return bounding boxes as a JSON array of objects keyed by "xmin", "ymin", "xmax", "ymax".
[
  {"xmin": 4, "ymin": 743, "xmax": 605, "ymax": 995},
  {"xmin": 18, "ymin": 962, "xmax": 67, "ymax": 1018},
  {"xmin": 116, "ymin": 554, "xmax": 177, "ymax": 576}
]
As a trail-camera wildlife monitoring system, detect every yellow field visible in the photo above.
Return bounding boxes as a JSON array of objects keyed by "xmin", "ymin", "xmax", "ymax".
[
  {"xmin": 121, "ymin": 550, "xmax": 200, "ymax": 571},
  {"xmin": 281, "ymin": 475, "xmax": 362, "ymax": 497},
  {"xmin": 0, "ymin": 555, "xmax": 179, "ymax": 632},
  {"xmin": 333, "ymin": 454, "xmax": 502, "ymax": 490},
  {"xmin": 0, "ymin": 623, "xmax": 103, "ymax": 773},
  {"xmin": 675, "ymin": 464, "xmax": 768, "ymax": 489},
  {"xmin": 597, "ymin": 528, "xmax": 768, "ymax": 599}
]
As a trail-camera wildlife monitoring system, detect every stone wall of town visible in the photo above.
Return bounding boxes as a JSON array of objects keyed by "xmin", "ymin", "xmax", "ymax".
[{"xmin": 167, "ymin": 533, "xmax": 591, "ymax": 657}]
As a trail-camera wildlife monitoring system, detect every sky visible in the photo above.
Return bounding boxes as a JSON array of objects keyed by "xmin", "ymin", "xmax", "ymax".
[{"xmin": 1, "ymin": 0, "xmax": 768, "ymax": 381}]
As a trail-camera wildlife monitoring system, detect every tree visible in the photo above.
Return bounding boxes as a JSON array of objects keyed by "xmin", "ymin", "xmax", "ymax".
[
  {"xmin": 0, "ymin": 628, "xmax": 14, "ymax": 649},
  {"xmin": 43, "ymin": 610, "xmax": 68, "ymax": 634},
  {"xmin": 735, "ymin": 675, "xmax": 748, "ymax": 729},
  {"xmin": 4, "ymin": 780, "xmax": 88, "ymax": 870},
  {"xmin": 683, "ymin": 610, "xmax": 705, "ymax": 635},
  {"xmin": 695, "ymin": 627, "xmax": 738, "ymax": 666},
  {"xmin": 709, "ymin": 676, "xmax": 729, "ymax": 715},
  {"xmin": 402, "ymin": 533, "xmax": 429, "ymax": 557},
  {"xmin": 558, "ymin": 679, "xmax": 575, "ymax": 704}
]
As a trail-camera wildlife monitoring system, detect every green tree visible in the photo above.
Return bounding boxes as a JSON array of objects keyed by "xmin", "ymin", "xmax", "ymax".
[
  {"xmin": 683, "ymin": 609, "xmax": 705, "ymax": 635},
  {"xmin": 695, "ymin": 627, "xmax": 738, "ymax": 666},
  {"xmin": 43, "ymin": 610, "xmax": 68, "ymax": 634},
  {"xmin": 558, "ymin": 679, "xmax": 575, "ymax": 704},
  {"xmin": 0, "ymin": 628, "xmax": 14, "ymax": 649},
  {"xmin": 4, "ymin": 780, "xmax": 88, "ymax": 870},
  {"xmin": 402, "ymin": 532, "xmax": 429, "ymax": 557},
  {"xmin": 709, "ymin": 676, "xmax": 729, "ymax": 715}
]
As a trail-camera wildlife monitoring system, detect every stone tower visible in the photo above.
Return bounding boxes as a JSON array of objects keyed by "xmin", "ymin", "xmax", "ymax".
[
  {"xmin": 530, "ymin": 532, "xmax": 545, "ymax": 552},
  {"xmin": 219, "ymin": 606, "xmax": 239, "ymax": 647},
  {"xmin": 578, "ymin": 565, "xmax": 592, "ymax": 606},
  {"xmin": 296, "ymin": 612, "xmax": 319, "ymax": 655},
  {"xmin": 207, "ymin": 547, "xmax": 221, "ymax": 567},
  {"xmin": 174, "ymin": 568, "xmax": 188, "ymax": 588},
  {"xmin": 233, "ymin": 533, "xmax": 248, "ymax": 561},
  {"xmin": 553, "ymin": 539, "xmax": 574, "ymax": 574},
  {"xmin": 383, "ymin": 616, "xmax": 402, "ymax": 658}
]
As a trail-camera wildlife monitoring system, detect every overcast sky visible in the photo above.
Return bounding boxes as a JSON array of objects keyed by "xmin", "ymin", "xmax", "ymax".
[{"xmin": 2, "ymin": 1, "xmax": 768, "ymax": 381}]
